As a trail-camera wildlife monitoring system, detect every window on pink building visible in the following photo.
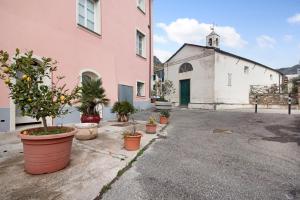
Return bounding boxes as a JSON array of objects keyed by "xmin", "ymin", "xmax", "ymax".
[
  {"xmin": 137, "ymin": 0, "xmax": 146, "ymax": 13},
  {"xmin": 77, "ymin": 0, "xmax": 100, "ymax": 34},
  {"xmin": 136, "ymin": 30, "xmax": 146, "ymax": 58},
  {"xmin": 137, "ymin": 81, "xmax": 145, "ymax": 97}
]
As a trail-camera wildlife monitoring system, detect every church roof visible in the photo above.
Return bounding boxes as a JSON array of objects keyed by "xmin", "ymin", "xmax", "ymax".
[
  {"xmin": 165, "ymin": 43, "xmax": 283, "ymax": 75},
  {"xmin": 207, "ymin": 30, "xmax": 220, "ymax": 37}
]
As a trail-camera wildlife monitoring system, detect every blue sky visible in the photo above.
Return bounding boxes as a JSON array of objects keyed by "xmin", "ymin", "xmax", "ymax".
[{"xmin": 153, "ymin": 0, "xmax": 300, "ymax": 69}]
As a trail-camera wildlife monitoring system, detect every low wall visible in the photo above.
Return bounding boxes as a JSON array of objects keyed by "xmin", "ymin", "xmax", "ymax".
[{"xmin": 249, "ymin": 93, "xmax": 298, "ymax": 105}]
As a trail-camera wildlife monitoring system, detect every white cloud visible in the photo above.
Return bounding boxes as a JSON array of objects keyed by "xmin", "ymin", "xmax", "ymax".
[
  {"xmin": 153, "ymin": 34, "xmax": 167, "ymax": 44},
  {"xmin": 157, "ymin": 18, "xmax": 247, "ymax": 48},
  {"xmin": 287, "ymin": 13, "xmax": 300, "ymax": 24},
  {"xmin": 283, "ymin": 34, "xmax": 293, "ymax": 42},
  {"xmin": 256, "ymin": 35, "xmax": 276, "ymax": 48},
  {"xmin": 154, "ymin": 49, "xmax": 173, "ymax": 62}
]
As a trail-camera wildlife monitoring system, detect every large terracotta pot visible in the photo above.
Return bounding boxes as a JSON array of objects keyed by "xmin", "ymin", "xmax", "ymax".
[
  {"xmin": 19, "ymin": 127, "xmax": 76, "ymax": 175},
  {"xmin": 160, "ymin": 116, "xmax": 169, "ymax": 124},
  {"xmin": 81, "ymin": 114, "xmax": 101, "ymax": 124},
  {"xmin": 124, "ymin": 133, "xmax": 142, "ymax": 151},
  {"xmin": 74, "ymin": 123, "xmax": 98, "ymax": 140},
  {"xmin": 146, "ymin": 124, "xmax": 157, "ymax": 134}
]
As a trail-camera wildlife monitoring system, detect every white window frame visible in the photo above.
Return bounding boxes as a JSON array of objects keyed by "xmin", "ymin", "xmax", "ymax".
[
  {"xmin": 136, "ymin": 29, "xmax": 146, "ymax": 58},
  {"xmin": 137, "ymin": 0, "xmax": 146, "ymax": 13},
  {"xmin": 227, "ymin": 73, "xmax": 232, "ymax": 86},
  {"xmin": 136, "ymin": 81, "xmax": 146, "ymax": 97},
  {"xmin": 77, "ymin": 0, "xmax": 101, "ymax": 34}
]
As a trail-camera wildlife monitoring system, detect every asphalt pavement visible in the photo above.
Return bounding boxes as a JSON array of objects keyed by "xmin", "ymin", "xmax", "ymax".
[{"xmin": 103, "ymin": 109, "xmax": 300, "ymax": 200}]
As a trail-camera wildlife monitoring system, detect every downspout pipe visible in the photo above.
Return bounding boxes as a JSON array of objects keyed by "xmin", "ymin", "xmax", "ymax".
[{"xmin": 148, "ymin": 0, "xmax": 152, "ymax": 99}]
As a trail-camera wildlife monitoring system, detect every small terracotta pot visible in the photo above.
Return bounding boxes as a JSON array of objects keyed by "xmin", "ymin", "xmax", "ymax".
[
  {"xmin": 146, "ymin": 124, "xmax": 157, "ymax": 134},
  {"xmin": 81, "ymin": 114, "xmax": 101, "ymax": 124},
  {"xmin": 19, "ymin": 126, "xmax": 76, "ymax": 175},
  {"xmin": 160, "ymin": 116, "xmax": 169, "ymax": 124},
  {"xmin": 124, "ymin": 133, "xmax": 142, "ymax": 151}
]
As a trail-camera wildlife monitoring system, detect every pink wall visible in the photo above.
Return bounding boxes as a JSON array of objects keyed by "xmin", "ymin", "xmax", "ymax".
[{"xmin": 0, "ymin": 0, "xmax": 152, "ymax": 107}]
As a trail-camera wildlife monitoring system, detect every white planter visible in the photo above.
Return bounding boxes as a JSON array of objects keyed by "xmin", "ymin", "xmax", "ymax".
[
  {"xmin": 74, "ymin": 123, "xmax": 98, "ymax": 140},
  {"xmin": 155, "ymin": 101, "xmax": 172, "ymax": 110}
]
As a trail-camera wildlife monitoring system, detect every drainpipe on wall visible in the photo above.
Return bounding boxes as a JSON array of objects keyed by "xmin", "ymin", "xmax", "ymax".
[{"xmin": 148, "ymin": 0, "xmax": 152, "ymax": 99}]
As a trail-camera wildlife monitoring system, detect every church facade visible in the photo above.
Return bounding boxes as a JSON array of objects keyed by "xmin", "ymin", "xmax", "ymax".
[{"xmin": 164, "ymin": 29, "xmax": 283, "ymax": 109}]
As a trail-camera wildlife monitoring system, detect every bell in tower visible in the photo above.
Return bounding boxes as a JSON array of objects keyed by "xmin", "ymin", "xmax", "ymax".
[{"xmin": 206, "ymin": 26, "xmax": 220, "ymax": 49}]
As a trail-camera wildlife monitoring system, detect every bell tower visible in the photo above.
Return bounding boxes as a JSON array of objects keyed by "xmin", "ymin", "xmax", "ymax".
[{"xmin": 206, "ymin": 26, "xmax": 220, "ymax": 49}]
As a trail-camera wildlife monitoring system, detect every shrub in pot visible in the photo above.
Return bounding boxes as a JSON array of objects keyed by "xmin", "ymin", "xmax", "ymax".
[
  {"xmin": 146, "ymin": 116, "xmax": 157, "ymax": 134},
  {"xmin": 0, "ymin": 49, "xmax": 80, "ymax": 174},
  {"xmin": 112, "ymin": 101, "xmax": 135, "ymax": 122},
  {"xmin": 160, "ymin": 110, "xmax": 170, "ymax": 124},
  {"xmin": 123, "ymin": 118, "xmax": 142, "ymax": 151},
  {"xmin": 77, "ymin": 78, "xmax": 109, "ymax": 124}
]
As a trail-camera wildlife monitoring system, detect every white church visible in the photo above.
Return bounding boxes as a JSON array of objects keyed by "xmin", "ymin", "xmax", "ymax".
[{"xmin": 164, "ymin": 28, "xmax": 283, "ymax": 109}]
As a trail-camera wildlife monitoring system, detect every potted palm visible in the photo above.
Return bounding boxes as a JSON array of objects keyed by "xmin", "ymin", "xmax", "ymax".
[
  {"xmin": 77, "ymin": 78, "xmax": 109, "ymax": 124},
  {"xmin": 123, "ymin": 117, "xmax": 142, "ymax": 151},
  {"xmin": 145, "ymin": 116, "xmax": 157, "ymax": 134},
  {"xmin": 112, "ymin": 101, "xmax": 135, "ymax": 122},
  {"xmin": 159, "ymin": 110, "xmax": 170, "ymax": 124},
  {"xmin": 0, "ymin": 49, "xmax": 80, "ymax": 174}
]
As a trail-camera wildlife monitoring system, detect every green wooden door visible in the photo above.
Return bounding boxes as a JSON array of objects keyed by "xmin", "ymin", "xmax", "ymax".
[{"xmin": 180, "ymin": 79, "xmax": 190, "ymax": 106}]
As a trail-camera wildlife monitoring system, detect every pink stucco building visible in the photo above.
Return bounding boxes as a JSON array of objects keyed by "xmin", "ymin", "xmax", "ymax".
[{"xmin": 0, "ymin": 0, "xmax": 153, "ymax": 132}]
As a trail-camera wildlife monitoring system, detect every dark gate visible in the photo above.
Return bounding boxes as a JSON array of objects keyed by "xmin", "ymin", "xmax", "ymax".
[{"xmin": 118, "ymin": 84, "xmax": 133, "ymax": 105}]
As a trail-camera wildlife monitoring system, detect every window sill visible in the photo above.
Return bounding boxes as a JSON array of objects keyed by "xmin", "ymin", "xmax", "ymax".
[
  {"xmin": 137, "ymin": 6, "xmax": 146, "ymax": 15},
  {"xmin": 136, "ymin": 54, "xmax": 147, "ymax": 60},
  {"xmin": 77, "ymin": 24, "xmax": 101, "ymax": 37}
]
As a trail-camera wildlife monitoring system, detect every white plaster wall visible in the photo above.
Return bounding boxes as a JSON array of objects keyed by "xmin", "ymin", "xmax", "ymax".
[
  {"xmin": 165, "ymin": 46, "xmax": 215, "ymax": 105},
  {"xmin": 214, "ymin": 52, "xmax": 282, "ymax": 104}
]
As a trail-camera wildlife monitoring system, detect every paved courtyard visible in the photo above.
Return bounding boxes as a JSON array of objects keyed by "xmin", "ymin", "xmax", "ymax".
[
  {"xmin": 0, "ymin": 120, "xmax": 165, "ymax": 200},
  {"xmin": 103, "ymin": 109, "xmax": 300, "ymax": 200}
]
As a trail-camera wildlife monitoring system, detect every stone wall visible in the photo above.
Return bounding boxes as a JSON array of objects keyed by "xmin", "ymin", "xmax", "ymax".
[{"xmin": 249, "ymin": 85, "xmax": 298, "ymax": 105}]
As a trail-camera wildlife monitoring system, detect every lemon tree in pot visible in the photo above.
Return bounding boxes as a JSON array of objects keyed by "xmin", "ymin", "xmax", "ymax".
[
  {"xmin": 0, "ymin": 49, "xmax": 80, "ymax": 174},
  {"xmin": 146, "ymin": 116, "xmax": 157, "ymax": 134},
  {"xmin": 77, "ymin": 78, "xmax": 109, "ymax": 124},
  {"xmin": 112, "ymin": 101, "xmax": 135, "ymax": 122}
]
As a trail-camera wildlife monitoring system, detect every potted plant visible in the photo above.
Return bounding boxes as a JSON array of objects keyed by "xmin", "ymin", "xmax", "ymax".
[
  {"xmin": 160, "ymin": 110, "xmax": 170, "ymax": 124},
  {"xmin": 0, "ymin": 49, "xmax": 80, "ymax": 174},
  {"xmin": 112, "ymin": 101, "xmax": 135, "ymax": 122},
  {"xmin": 77, "ymin": 78, "xmax": 109, "ymax": 124},
  {"xmin": 123, "ymin": 117, "xmax": 142, "ymax": 151},
  {"xmin": 145, "ymin": 116, "xmax": 157, "ymax": 134},
  {"xmin": 154, "ymin": 80, "xmax": 175, "ymax": 110}
]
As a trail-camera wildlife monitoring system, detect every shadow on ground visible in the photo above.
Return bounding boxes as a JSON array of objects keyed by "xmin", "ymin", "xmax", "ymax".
[{"xmin": 264, "ymin": 119, "xmax": 300, "ymax": 145}]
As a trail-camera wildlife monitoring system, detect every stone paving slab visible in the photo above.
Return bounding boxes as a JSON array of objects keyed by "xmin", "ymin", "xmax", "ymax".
[{"xmin": 0, "ymin": 120, "xmax": 166, "ymax": 200}]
